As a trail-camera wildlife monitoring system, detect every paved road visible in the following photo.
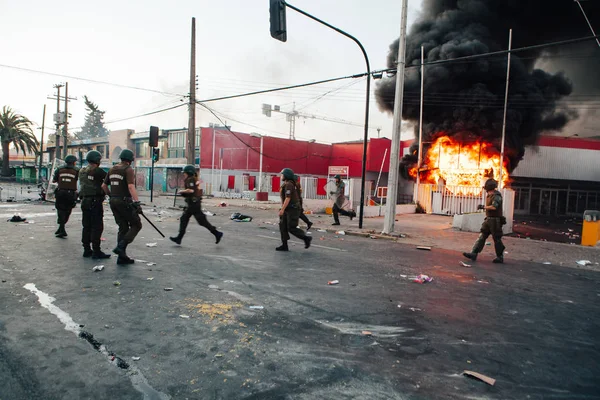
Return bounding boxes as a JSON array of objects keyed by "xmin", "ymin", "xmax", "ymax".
[{"xmin": 1, "ymin": 202, "xmax": 599, "ymax": 400}]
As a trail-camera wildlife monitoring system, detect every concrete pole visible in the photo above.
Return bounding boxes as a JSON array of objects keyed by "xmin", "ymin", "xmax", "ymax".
[
  {"xmin": 211, "ymin": 126, "xmax": 216, "ymax": 194},
  {"xmin": 499, "ymin": 29, "xmax": 512, "ymax": 189},
  {"xmin": 258, "ymin": 135, "xmax": 264, "ymax": 192},
  {"xmin": 63, "ymin": 82, "xmax": 69, "ymax": 159},
  {"xmin": 415, "ymin": 45, "xmax": 425, "ymax": 205},
  {"xmin": 382, "ymin": 0, "xmax": 409, "ymax": 234},
  {"xmin": 54, "ymin": 84, "xmax": 62, "ymax": 161},
  {"xmin": 186, "ymin": 17, "xmax": 196, "ymax": 165},
  {"xmin": 38, "ymin": 104, "xmax": 46, "ymax": 183}
]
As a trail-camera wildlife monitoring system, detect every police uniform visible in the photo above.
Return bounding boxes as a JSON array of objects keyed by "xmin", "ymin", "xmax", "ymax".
[
  {"xmin": 278, "ymin": 176, "xmax": 311, "ymax": 251},
  {"xmin": 52, "ymin": 162, "xmax": 79, "ymax": 237},
  {"xmin": 330, "ymin": 177, "xmax": 355, "ymax": 225},
  {"xmin": 78, "ymin": 164, "xmax": 109, "ymax": 258},
  {"xmin": 295, "ymin": 176, "xmax": 312, "ymax": 230},
  {"xmin": 170, "ymin": 172, "xmax": 223, "ymax": 245},
  {"xmin": 104, "ymin": 162, "xmax": 141, "ymax": 263},
  {"xmin": 464, "ymin": 180, "xmax": 506, "ymax": 263}
]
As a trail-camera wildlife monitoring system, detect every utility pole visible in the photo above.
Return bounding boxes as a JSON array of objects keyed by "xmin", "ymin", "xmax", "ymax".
[
  {"xmin": 414, "ymin": 45, "xmax": 425, "ymax": 207},
  {"xmin": 186, "ymin": 17, "xmax": 197, "ymax": 166},
  {"xmin": 63, "ymin": 82, "xmax": 69, "ymax": 159},
  {"xmin": 51, "ymin": 84, "xmax": 63, "ymax": 161},
  {"xmin": 38, "ymin": 104, "xmax": 46, "ymax": 183},
  {"xmin": 382, "ymin": 0, "xmax": 409, "ymax": 234},
  {"xmin": 499, "ymin": 29, "xmax": 512, "ymax": 189}
]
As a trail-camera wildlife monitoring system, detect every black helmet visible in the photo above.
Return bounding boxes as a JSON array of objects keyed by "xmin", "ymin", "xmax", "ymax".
[
  {"xmin": 64, "ymin": 155, "xmax": 77, "ymax": 164},
  {"xmin": 183, "ymin": 165, "xmax": 196, "ymax": 175},
  {"xmin": 280, "ymin": 168, "xmax": 295, "ymax": 181},
  {"xmin": 484, "ymin": 178, "xmax": 498, "ymax": 191},
  {"xmin": 334, "ymin": 174, "xmax": 341, "ymax": 180},
  {"xmin": 119, "ymin": 149, "xmax": 134, "ymax": 162},
  {"xmin": 86, "ymin": 150, "xmax": 102, "ymax": 164}
]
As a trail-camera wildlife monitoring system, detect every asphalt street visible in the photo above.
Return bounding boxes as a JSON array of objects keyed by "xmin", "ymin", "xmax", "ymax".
[{"xmin": 1, "ymin": 202, "xmax": 599, "ymax": 400}]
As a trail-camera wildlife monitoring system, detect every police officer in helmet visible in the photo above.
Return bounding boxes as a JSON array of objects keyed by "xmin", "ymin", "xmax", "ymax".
[
  {"xmin": 101, "ymin": 149, "xmax": 142, "ymax": 265},
  {"xmin": 170, "ymin": 165, "xmax": 223, "ymax": 245},
  {"xmin": 52, "ymin": 154, "xmax": 79, "ymax": 238},
  {"xmin": 78, "ymin": 150, "xmax": 110, "ymax": 259},
  {"xmin": 277, "ymin": 168, "xmax": 311, "ymax": 251},
  {"xmin": 463, "ymin": 178, "xmax": 506, "ymax": 264}
]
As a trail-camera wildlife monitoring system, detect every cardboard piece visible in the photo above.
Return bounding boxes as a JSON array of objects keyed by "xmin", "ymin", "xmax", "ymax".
[{"xmin": 463, "ymin": 370, "xmax": 496, "ymax": 386}]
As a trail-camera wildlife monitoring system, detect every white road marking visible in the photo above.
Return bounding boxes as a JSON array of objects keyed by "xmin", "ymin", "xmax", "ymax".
[
  {"xmin": 256, "ymin": 235, "xmax": 347, "ymax": 252},
  {"xmin": 24, "ymin": 283, "xmax": 170, "ymax": 400}
]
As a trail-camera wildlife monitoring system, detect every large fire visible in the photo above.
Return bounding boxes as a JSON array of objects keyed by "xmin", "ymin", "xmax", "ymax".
[{"xmin": 410, "ymin": 134, "xmax": 509, "ymax": 193}]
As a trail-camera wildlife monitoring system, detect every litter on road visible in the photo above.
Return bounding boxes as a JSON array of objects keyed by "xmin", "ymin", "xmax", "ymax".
[
  {"xmin": 463, "ymin": 370, "xmax": 496, "ymax": 386},
  {"xmin": 543, "ymin": 262, "xmax": 552, "ymax": 265},
  {"xmin": 413, "ymin": 274, "xmax": 433, "ymax": 284},
  {"xmin": 131, "ymin": 357, "xmax": 141, "ymax": 361},
  {"xmin": 146, "ymin": 277, "xmax": 154, "ymax": 281},
  {"xmin": 146, "ymin": 243, "xmax": 157, "ymax": 247},
  {"xmin": 362, "ymin": 331, "xmax": 372, "ymax": 336},
  {"xmin": 164, "ymin": 287, "xmax": 173, "ymax": 291},
  {"xmin": 328, "ymin": 280, "xmax": 340, "ymax": 285},
  {"xmin": 163, "ymin": 253, "xmax": 173, "ymax": 256},
  {"xmin": 147, "ymin": 262, "xmax": 156, "ymax": 266},
  {"xmin": 249, "ymin": 306, "xmax": 264, "ymax": 310},
  {"xmin": 460, "ymin": 261, "xmax": 472, "ymax": 268},
  {"xmin": 335, "ymin": 231, "xmax": 346, "ymax": 235},
  {"xmin": 113, "ymin": 281, "xmax": 121, "ymax": 286},
  {"xmin": 317, "ymin": 229, "xmax": 327, "ymax": 232},
  {"xmin": 179, "ymin": 315, "xmax": 190, "ymax": 319},
  {"xmin": 92, "ymin": 265, "xmax": 104, "ymax": 272},
  {"xmin": 577, "ymin": 260, "xmax": 592, "ymax": 266},
  {"xmin": 416, "ymin": 246, "xmax": 431, "ymax": 251}
]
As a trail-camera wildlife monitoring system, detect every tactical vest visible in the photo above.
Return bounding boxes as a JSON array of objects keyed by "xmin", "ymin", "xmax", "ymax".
[
  {"xmin": 184, "ymin": 176, "xmax": 201, "ymax": 200},
  {"xmin": 280, "ymin": 181, "xmax": 300, "ymax": 206},
  {"xmin": 486, "ymin": 191, "xmax": 503, "ymax": 218},
  {"xmin": 107, "ymin": 164, "xmax": 132, "ymax": 197},
  {"xmin": 56, "ymin": 166, "xmax": 78, "ymax": 190},
  {"xmin": 79, "ymin": 166, "xmax": 104, "ymax": 197}
]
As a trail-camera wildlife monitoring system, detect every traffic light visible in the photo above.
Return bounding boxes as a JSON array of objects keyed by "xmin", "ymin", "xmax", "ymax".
[
  {"xmin": 152, "ymin": 148, "xmax": 160, "ymax": 162},
  {"xmin": 269, "ymin": 0, "xmax": 287, "ymax": 42},
  {"xmin": 149, "ymin": 126, "xmax": 159, "ymax": 147}
]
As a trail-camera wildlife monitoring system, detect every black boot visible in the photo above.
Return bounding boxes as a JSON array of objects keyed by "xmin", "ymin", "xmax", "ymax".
[
  {"xmin": 112, "ymin": 241, "xmax": 127, "ymax": 256},
  {"xmin": 214, "ymin": 231, "xmax": 223, "ymax": 244},
  {"xmin": 463, "ymin": 252, "xmax": 478, "ymax": 261},
  {"xmin": 56, "ymin": 224, "xmax": 67, "ymax": 238},
  {"xmin": 169, "ymin": 235, "xmax": 182, "ymax": 245},
  {"xmin": 492, "ymin": 256, "xmax": 504, "ymax": 264},
  {"xmin": 349, "ymin": 210, "xmax": 356, "ymax": 221},
  {"xmin": 92, "ymin": 250, "xmax": 111, "ymax": 259},
  {"xmin": 332, "ymin": 222, "xmax": 340, "ymax": 226},
  {"xmin": 306, "ymin": 221, "xmax": 313, "ymax": 231},
  {"xmin": 276, "ymin": 242, "xmax": 289, "ymax": 251},
  {"xmin": 117, "ymin": 255, "xmax": 135, "ymax": 265},
  {"xmin": 83, "ymin": 246, "xmax": 93, "ymax": 258},
  {"xmin": 304, "ymin": 236, "xmax": 312, "ymax": 249}
]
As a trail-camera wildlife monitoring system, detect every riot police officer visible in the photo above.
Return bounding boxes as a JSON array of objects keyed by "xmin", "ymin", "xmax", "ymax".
[
  {"xmin": 170, "ymin": 165, "xmax": 223, "ymax": 245},
  {"xmin": 101, "ymin": 149, "xmax": 142, "ymax": 265},
  {"xmin": 277, "ymin": 168, "xmax": 311, "ymax": 251},
  {"xmin": 295, "ymin": 174, "xmax": 312, "ymax": 230},
  {"xmin": 78, "ymin": 150, "xmax": 110, "ymax": 259},
  {"xmin": 463, "ymin": 178, "xmax": 506, "ymax": 264},
  {"xmin": 330, "ymin": 174, "xmax": 356, "ymax": 226},
  {"xmin": 52, "ymin": 154, "xmax": 79, "ymax": 238}
]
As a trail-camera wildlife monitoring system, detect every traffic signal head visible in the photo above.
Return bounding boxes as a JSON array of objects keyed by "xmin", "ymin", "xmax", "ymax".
[
  {"xmin": 269, "ymin": 0, "xmax": 287, "ymax": 42},
  {"xmin": 152, "ymin": 148, "xmax": 160, "ymax": 162}
]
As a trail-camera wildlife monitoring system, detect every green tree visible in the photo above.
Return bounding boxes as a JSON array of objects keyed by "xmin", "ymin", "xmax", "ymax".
[
  {"xmin": 0, "ymin": 106, "xmax": 39, "ymax": 177},
  {"xmin": 79, "ymin": 95, "xmax": 108, "ymax": 139}
]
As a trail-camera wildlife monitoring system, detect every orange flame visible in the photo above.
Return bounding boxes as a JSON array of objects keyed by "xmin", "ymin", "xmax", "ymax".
[{"xmin": 411, "ymin": 134, "xmax": 509, "ymax": 193}]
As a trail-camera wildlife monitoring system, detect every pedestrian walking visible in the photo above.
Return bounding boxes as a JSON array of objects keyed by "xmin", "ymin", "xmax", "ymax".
[
  {"xmin": 170, "ymin": 165, "xmax": 223, "ymax": 245},
  {"xmin": 295, "ymin": 174, "xmax": 312, "ymax": 230},
  {"xmin": 330, "ymin": 174, "xmax": 356, "ymax": 226},
  {"xmin": 463, "ymin": 179, "xmax": 506, "ymax": 263},
  {"xmin": 52, "ymin": 154, "xmax": 79, "ymax": 238},
  {"xmin": 101, "ymin": 149, "xmax": 142, "ymax": 265},
  {"xmin": 78, "ymin": 150, "xmax": 111, "ymax": 259},
  {"xmin": 277, "ymin": 168, "xmax": 311, "ymax": 251}
]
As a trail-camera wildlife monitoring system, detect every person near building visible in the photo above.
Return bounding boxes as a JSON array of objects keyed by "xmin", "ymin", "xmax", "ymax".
[
  {"xmin": 78, "ymin": 150, "xmax": 111, "ymax": 259},
  {"xmin": 330, "ymin": 174, "xmax": 356, "ymax": 226},
  {"xmin": 52, "ymin": 154, "xmax": 79, "ymax": 238},
  {"xmin": 295, "ymin": 174, "xmax": 313, "ymax": 230},
  {"xmin": 170, "ymin": 165, "xmax": 223, "ymax": 245},
  {"xmin": 277, "ymin": 168, "xmax": 312, "ymax": 251},
  {"xmin": 101, "ymin": 149, "xmax": 142, "ymax": 265},
  {"xmin": 463, "ymin": 178, "xmax": 506, "ymax": 264}
]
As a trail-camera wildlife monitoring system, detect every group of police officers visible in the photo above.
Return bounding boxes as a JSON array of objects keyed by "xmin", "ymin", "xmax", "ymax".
[{"xmin": 52, "ymin": 149, "xmax": 505, "ymax": 263}]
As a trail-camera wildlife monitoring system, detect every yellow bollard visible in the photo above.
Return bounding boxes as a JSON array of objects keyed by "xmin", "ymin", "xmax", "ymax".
[{"xmin": 581, "ymin": 210, "xmax": 600, "ymax": 247}]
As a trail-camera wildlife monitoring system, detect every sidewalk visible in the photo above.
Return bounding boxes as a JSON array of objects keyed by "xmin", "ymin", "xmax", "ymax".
[{"xmin": 139, "ymin": 193, "xmax": 600, "ymax": 271}]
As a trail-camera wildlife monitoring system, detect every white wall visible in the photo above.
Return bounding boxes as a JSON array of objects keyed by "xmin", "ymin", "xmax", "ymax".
[{"xmin": 512, "ymin": 147, "xmax": 600, "ymax": 182}]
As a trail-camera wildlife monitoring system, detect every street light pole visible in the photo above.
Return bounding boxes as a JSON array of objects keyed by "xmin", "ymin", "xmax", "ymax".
[{"xmin": 282, "ymin": 1, "xmax": 371, "ymax": 228}]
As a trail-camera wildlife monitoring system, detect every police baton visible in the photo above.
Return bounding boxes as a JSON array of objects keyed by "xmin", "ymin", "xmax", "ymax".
[{"xmin": 140, "ymin": 212, "xmax": 165, "ymax": 238}]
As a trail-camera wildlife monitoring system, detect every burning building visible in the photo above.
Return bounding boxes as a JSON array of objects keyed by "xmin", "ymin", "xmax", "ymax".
[{"xmin": 376, "ymin": 0, "xmax": 600, "ymax": 196}]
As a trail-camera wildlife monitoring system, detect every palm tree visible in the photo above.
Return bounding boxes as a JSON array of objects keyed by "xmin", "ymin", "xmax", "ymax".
[{"xmin": 0, "ymin": 106, "xmax": 39, "ymax": 176}]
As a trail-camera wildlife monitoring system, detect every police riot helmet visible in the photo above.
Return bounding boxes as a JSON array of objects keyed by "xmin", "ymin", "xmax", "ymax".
[
  {"xmin": 183, "ymin": 165, "xmax": 196, "ymax": 175},
  {"xmin": 64, "ymin": 155, "xmax": 77, "ymax": 165},
  {"xmin": 280, "ymin": 168, "xmax": 295, "ymax": 181},
  {"xmin": 86, "ymin": 150, "xmax": 102, "ymax": 165},
  {"xmin": 484, "ymin": 178, "xmax": 498, "ymax": 191},
  {"xmin": 334, "ymin": 174, "xmax": 341, "ymax": 180},
  {"xmin": 119, "ymin": 149, "xmax": 134, "ymax": 162}
]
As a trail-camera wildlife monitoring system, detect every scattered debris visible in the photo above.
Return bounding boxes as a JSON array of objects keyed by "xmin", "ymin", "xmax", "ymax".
[
  {"xmin": 576, "ymin": 260, "xmax": 592, "ymax": 266},
  {"xmin": 113, "ymin": 281, "xmax": 121, "ymax": 286},
  {"xmin": 146, "ymin": 243, "xmax": 157, "ymax": 247},
  {"xmin": 164, "ymin": 287, "xmax": 174, "ymax": 291},
  {"xmin": 328, "ymin": 280, "xmax": 340, "ymax": 285},
  {"xmin": 208, "ymin": 284, "xmax": 219, "ymax": 289},
  {"xmin": 203, "ymin": 210, "xmax": 215, "ymax": 216},
  {"xmin": 413, "ymin": 274, "xmax": 433, "ymax": 284},
  {"xmin": 131, "ymin": 356, "xmax": 141, "ymax": 361},
  {"xmin": 163, "ymin": 253, "xmax": 173, "ymax": 256},
  {"xmin": 477, "ymin": 280, "xmax": 490, "ymax": 284},
  {"xmin": 92, "ymin": 265, "xmax": 104, "ymax": 272},
  {"xmin": 179, "ymin": 315, "xmax": 190, "ymax": 319},
  {"xmin": 219, "ymin": 202, "xmax": 227, "ymax": 207},
  {"xmin": 416, "ymin": 246, "xmax": 431, "ymax": 251},
  {"xmin": 317, "ymin": 229, "xmax": 327, "ymax": 232},
  {"xmin": 460, "ymin": 261, "xmax": 472, "ymax": 268},
  {"xmin": 409, "ymin": 307, "xmax": 422, "ymax": 312},
  {"xmin": 249, "ymin": 306, "xmax": 264, "ymax": 310},
  {"xmin": 335, "ymin": 230, "xmax": 346, "ymax": 235},
  {"xmin": 8, "ymin": 215, "xmax": 26, "ymax": 223},
  {"xmin": 230, "ymin": 212, "xmax": 253, "ymax": 222},
  {"xmin": 542, "ymin": 262, "xmax": 552, "ymax": 265},
  {"xmin": 146, "ymin": 277, "xmax": 154, "ymax": 281},
  {"xmin": 362, "ymin": 331, "xmax": 372, "ymax": 336},
  {"xmin": 463, "ymin": 370, "xmax": 496, "ymax": 386}
]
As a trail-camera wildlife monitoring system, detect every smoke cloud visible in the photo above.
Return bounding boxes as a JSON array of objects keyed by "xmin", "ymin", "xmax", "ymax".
[{"xmin": 376, "ymin": 0, "xmax": 600, "ymax": 176}]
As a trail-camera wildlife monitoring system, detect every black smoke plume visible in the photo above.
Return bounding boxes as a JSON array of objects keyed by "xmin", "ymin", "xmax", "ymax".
[{"xmin": 376, "ymin": 0, "xmax": 600, "ymax": 177}]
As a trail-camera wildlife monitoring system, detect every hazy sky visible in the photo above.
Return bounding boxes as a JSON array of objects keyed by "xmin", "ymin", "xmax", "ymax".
[{"xmin": 1, "ymin": 0, "xmax": 423, "ymax": 144}]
